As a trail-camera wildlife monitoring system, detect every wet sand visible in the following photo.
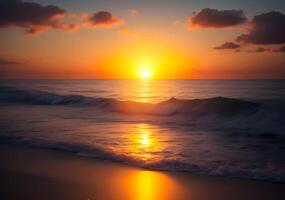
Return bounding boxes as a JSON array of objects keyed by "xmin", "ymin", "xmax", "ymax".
[{"xmin": 0, "ymin": 144, "xmax": 284, "ymax": 200}]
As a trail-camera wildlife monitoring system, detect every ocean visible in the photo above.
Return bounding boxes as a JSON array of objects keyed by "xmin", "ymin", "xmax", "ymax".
[{"xmin": 0, "ymin": 80, "xmax": 284, "ymax": 182}]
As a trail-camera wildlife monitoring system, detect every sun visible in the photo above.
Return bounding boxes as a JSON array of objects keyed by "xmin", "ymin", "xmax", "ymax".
[
  {"xmin": 136, "ymin": 58, "xmax": 154, "ymax": 79},
  {"xmin": 140, "ymin": 69, "xmax": 152, "ymax": 79}
]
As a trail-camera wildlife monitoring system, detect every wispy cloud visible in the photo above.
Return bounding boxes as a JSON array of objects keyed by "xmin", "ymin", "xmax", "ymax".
[
  {"xmin": 274, "ymin": 46, "xmax": 285, "ymax": 52},
  {"xmin": 0, "ymin": 58, "xmax": 21, "ymax": 65},
  {"xmin": 246, "ymin": 47, "xmax": 271, "ymax": 53},
  {"xmin": 214, "ymin": 42, "xmax": 241, "ymax": 50},
  {"xmin": 128, "ymin": 9, "xmax": 139, "ymax": 16}
]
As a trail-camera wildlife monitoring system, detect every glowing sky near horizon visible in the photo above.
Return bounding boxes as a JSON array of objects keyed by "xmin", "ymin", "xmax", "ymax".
[{"xmin": 0, "ymin": 0, "xmax": 285, "ymax": 79}]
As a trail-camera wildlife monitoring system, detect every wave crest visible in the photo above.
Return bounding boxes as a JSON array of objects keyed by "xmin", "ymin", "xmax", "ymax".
[{"xmin": 0, "ymin": 87, "xmax": 262, "ymax": 116}]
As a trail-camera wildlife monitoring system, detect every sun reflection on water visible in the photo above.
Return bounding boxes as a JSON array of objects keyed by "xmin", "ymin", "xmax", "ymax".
[
  {"xmin": 138, "ymin": 79, "xmax": 152, "ymax": 102},
  {"xmin": 125, "ymin": 124, "xmax": 161, "ymax": 162},
  {"xmin": 103, "ymin": 123, "xmax": 166, "ymax": 164},
  {"xmin": 135, "ymin": 171, "xmax": 155, "ymax": 200},
  {"xmin": 139, "ymin": 129, "xmax": 151, "ymax": 148},
  {"xmin": 124, "ymin": 170, "xmax": 184, "ymax": 200}
]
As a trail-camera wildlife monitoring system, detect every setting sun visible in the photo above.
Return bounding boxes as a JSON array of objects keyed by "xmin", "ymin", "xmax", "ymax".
[{"xmin": 140, "ymin": 69, "xmax": 152, "ymax": 79}]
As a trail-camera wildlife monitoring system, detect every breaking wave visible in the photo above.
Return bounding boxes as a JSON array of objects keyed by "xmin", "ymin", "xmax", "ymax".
[
  {"xmin": 0, "ymin": 86, "xmax": 263, "ymax": 116},
  {"xmin": 1, "ymin": 86, "xmax": 284, "ymax": 134}
]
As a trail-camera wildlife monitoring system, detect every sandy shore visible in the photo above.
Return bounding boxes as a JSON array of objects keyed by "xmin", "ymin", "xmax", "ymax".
[{"xmin": 0, "ymin": 144, "xmax": 284, "ymax": 200}]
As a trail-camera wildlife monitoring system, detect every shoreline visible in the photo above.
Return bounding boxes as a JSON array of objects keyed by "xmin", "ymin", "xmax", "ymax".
[
  {"xmin": 1, "ymin": 144, "xmax": 284, "ymax": 200},
  {"xmin": 1, "ymin": 140, "xmax": 284, "ymax": 184},
  {"xmin": 1, "ymin": 142, "xmax": 284, "ymax": 184}
]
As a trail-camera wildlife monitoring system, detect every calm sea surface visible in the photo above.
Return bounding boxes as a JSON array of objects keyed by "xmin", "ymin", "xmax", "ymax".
[{"xmin": 1, "ymin": 80, "xmax": 285, "ymax": 103}]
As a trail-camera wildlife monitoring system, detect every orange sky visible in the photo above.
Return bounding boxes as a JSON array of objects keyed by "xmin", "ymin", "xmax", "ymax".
[{"xmin": 0, "ymin": 0, "xmax": 285, "ymax": 79}]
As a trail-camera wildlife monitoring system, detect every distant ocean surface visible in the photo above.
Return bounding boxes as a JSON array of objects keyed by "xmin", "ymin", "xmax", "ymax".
[{"xmin": 0, "ymin": 80, "xmax": 285, "ymax": 182}]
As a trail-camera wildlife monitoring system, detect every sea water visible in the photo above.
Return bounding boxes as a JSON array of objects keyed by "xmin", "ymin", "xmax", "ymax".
[{"xmin": 0, "ymin": 80, "xmax": 284, "ymax": 182}]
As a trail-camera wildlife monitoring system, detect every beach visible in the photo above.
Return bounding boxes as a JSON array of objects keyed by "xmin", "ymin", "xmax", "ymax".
[
  {"xmin": 1, "ymin": 0, "xmax": 285, "ymax": 198},
  {"xmin": 1, "ymin": 144, "xmax": 284, "ymax": 200}
]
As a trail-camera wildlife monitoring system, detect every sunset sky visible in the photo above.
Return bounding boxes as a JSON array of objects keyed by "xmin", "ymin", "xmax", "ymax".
[{"xmin": 0, "ymin": 0, "xmax": 285, "ymax": 79}]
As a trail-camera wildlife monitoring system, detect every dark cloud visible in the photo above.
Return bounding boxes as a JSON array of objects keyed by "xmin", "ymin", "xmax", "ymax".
[
  {"xmin": 0, "ymin": 58, "xmax": 21, "ymax": 65},
  {"xmin": 84, "ymin": 11, "xmax": 124, "ymax": 28},
  {"xmin": 274, "ymin": 46, "xmax": 285, "ymax": 52},
  {"xmin": 247, "ymin": 47, "xmax": 271, "ymax": 53},
  {"xmin": 279, "ymin": 46, "xmax": 285, "ymax": 52},
  {"xmin": 214, "ymin": 42, "xmax": 240, "ymax": 50},
  {"xmin": 236, "ymin": 11, "xmax": 285, "ymax": 44},
  {"xmin": 189, "ymin": 8, "xmax": 247, "ymax": 28},
  {"xmin": 0, "ymin": 0, "xmax": 78, "ymax": 34},
  {"xmin": 252, "ymin": 47, "xmax": 269, "ymax": 52}
]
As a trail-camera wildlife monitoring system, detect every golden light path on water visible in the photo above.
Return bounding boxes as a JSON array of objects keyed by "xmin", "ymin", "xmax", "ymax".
[
  {"xmin": 125, "ymin": 170, "xmax": 183, "ymax": 200},
  {"xmin": 126, "ymin": 124, "xmax": 161, "ymax": 162},
  {"xmin": 94, "ymin": 80, "xmax": 186, "ymax": 199},
  {"xmin": 126, "ymin": 80, "xmax": 169, "ymax": 198},
  {"xmin": 118, "ymin": 79, "xmax": 180, "ymax": 199},
  {"xmin": 93, "ymin": 123, "xmax": 184, "ymax": 199},
  {"xmin": 114, "ymin": 79, "xmax": 186, "ymax": 103},
  {"xmin": 137, "ymin": 79, "xmax": 153, "ymax": 102},
  {"xmin": 124, "ymin": 82, "xmax": 169, "ymax": 199},
  {"xmin": 116, "ymin": 123, "xmax": 187, "ymax": 200}
]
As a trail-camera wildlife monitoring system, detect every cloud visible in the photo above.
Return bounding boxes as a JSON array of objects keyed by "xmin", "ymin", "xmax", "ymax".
[
  {"xmin": 0, "ymin": 58, "xmax": 21, "ymax": 65},
  {"xmin": 128, "ymin": 9, "xmax": 139, "ymax": 15},
  {"xmin": 214, "ymin": 42, "xmax": 240, "ymax": 50},
  {"xmin": 274, "ymin": 46, "xmax": 285, "ymax": 52},
  {"xmin": 279, "ymin": 46, "xmax": 285, "ymax": 52},
  {"xmin": 251, "ymin": 47, "xmax": 269, "ymax": 52},
  {"xmin": 84, "ymin": 11, "xmax": 124, "ymax": 28},
  {"xmin": 236, "ymin": 11, "xmax": 285, "ymax": 44},
  {"xmin": 0, "ymin": 0, "xmax": 78, "ymax": 35},
  {"xmin": 188, "ymin": 8, "xmax": 247, "ymax": 28},
  {"xmin": 247, "ymin": 47, "xmax": 271, "ymax": 53}
]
